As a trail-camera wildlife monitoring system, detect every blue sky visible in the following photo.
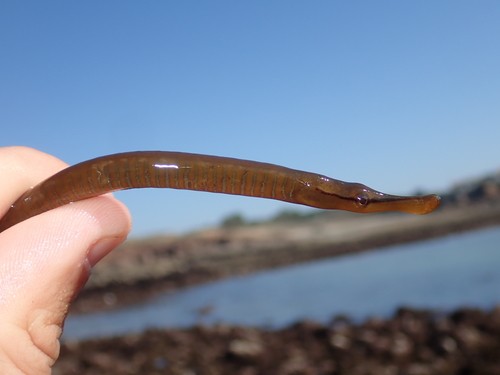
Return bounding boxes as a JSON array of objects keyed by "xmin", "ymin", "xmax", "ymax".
[{"xmin": 1, "ymin": 1, "xmax": 499, "ymax": 236}]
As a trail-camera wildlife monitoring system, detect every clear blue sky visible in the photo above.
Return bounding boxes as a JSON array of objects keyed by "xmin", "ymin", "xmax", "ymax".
[{"xmin": 1, "ymin": 1, "xmax": 499, "ymax": 236}]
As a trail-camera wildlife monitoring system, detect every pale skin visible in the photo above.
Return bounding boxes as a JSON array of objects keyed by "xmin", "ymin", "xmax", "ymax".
[{"xmin": 0, "ymin": 147, "xmax": 131, "ymax": 374}]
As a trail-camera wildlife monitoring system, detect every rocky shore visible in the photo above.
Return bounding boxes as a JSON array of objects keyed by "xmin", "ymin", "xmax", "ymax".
[
  {"xmin": 55, "ymin": 307, "xmax": 500, "ymax": 375},
  {"xmin": 52, "ymin": 200, "xmax": 500, "ymax": 374}
]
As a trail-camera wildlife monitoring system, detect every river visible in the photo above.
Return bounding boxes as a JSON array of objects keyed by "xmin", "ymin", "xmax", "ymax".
[{"xmin": 63, "ymin": 226, "xmax": 500, "ymax": 341}]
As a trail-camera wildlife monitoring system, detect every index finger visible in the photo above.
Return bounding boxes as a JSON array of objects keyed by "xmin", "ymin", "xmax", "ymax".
[{"xmin": 0, "ymin": 146, "xmax": 68, "ymax": 217}]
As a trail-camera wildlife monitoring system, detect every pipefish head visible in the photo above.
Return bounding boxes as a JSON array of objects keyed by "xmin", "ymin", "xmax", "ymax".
[{"xmin": 301, "ymin": 176, "xmax": 440, "ymax": 215}]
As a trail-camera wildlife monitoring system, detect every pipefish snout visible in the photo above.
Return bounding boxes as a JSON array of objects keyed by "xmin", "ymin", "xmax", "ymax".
[{"xmin": 0, "ymin": 151, "xmax": 440, "ymax": 232}]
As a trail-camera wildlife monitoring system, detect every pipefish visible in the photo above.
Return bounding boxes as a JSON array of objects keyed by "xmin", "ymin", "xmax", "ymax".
[{"xmin": 0, "ymin": 151, "xmax": 440, "ymax": 232}]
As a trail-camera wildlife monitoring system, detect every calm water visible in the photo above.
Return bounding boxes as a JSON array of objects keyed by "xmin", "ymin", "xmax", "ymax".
[{"xmin": 63, "ymin": 226, "xmax": 500, "ymax": 341}]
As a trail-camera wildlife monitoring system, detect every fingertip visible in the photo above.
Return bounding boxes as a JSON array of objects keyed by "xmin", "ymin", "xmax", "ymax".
[
  {"xmin": 0, "ymin": 147, "xmax": 68, "ymax": 214},
  {"xmin": 87, "ymin": 235, "xmax": 128, "ymax": 267}
]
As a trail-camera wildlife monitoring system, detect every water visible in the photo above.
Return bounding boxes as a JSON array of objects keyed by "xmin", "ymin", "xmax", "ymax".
[{"xmin": 63, "ymin": 226, "xmax": 500, "ymax": 341}]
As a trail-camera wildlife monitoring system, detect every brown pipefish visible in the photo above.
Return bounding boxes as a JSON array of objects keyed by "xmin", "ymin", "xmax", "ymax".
[{"xmin": 0, "ymin": 151, "xmax": 440, "ymax": 232}]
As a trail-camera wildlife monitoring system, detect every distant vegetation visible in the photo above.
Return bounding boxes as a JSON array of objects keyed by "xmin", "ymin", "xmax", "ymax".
[
  {"xmin": 220, "ymin": 213, "xmax": 247, "ymax": 228},
  {"xmin": 220, "ymin": 209, "xmax": 323, "ymax": 228},
  {"xmin": 220, "ymin": 207, "xmax": 361, "ymax": 228},
  {"xmin": 220, "ymin": 169, "xmax": 500, "ymax": 229}
]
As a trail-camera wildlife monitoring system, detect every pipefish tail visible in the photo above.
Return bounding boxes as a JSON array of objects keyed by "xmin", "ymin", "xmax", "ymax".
[{"xmin": 0, "ymin": 151, "xmax": 440, "ymax": 232}]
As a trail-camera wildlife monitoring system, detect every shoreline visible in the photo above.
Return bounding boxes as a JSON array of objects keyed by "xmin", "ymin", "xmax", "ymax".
[
  {"xmin": 71, "ymin": 202, "xmax": 500, "ymax": 314},
  {"xmin": 56, "ymin": 203, "xmax": 500, "ymax": 373},
  {"xmin": 55, "ymin": 306, "xmax": 500, "ymax": 374}
]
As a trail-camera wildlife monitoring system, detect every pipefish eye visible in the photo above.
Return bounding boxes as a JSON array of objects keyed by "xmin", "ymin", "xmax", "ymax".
[{"xmin": 355, "ymin": 193, "xmax": 369, "ymax": 208}]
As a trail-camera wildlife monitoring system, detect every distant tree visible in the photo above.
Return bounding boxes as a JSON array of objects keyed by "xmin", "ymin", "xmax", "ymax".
[
  {"xmin": 271, "ymin": 209, "xmax": 314, "ymax": 223},
  {"xmin": 220, "ymin": 213, "xmax": 247, "ymax": 228}
]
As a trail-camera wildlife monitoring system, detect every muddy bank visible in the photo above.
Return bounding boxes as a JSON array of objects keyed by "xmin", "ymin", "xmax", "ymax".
[
  {"xmin": 55, "ymin": 307, "xmax": 500, "ymax": 375},
  {"xmin": 72, "ymin": 202, "xmax": 500, "ymax": 313}
]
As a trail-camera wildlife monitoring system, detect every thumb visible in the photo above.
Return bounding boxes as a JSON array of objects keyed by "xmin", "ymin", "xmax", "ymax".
[{"xmin": 0, "ymin": 147, "xmax": 131, "ymax": 374}]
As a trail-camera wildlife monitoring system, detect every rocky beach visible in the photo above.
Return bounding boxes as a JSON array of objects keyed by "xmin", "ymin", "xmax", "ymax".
[{"xmin": 55, "ymin": 307, "xmax": 500, "ymax": 374}]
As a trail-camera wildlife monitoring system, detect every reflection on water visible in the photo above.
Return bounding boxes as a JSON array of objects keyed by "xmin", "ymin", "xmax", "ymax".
[{"xmin": 63, "ymin": 226, "xmax": 500, "ymax": 341}]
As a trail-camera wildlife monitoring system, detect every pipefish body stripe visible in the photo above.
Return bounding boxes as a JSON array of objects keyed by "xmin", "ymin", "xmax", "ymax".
[{"xmin": 0, "ymin": 151, "xmax": 440, "ymax": 232}]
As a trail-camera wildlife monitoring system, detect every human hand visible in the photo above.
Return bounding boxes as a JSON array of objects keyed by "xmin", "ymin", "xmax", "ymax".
[{"xmin": 0, "ymin": 147, "xmax": 131, "ymax": 374}]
